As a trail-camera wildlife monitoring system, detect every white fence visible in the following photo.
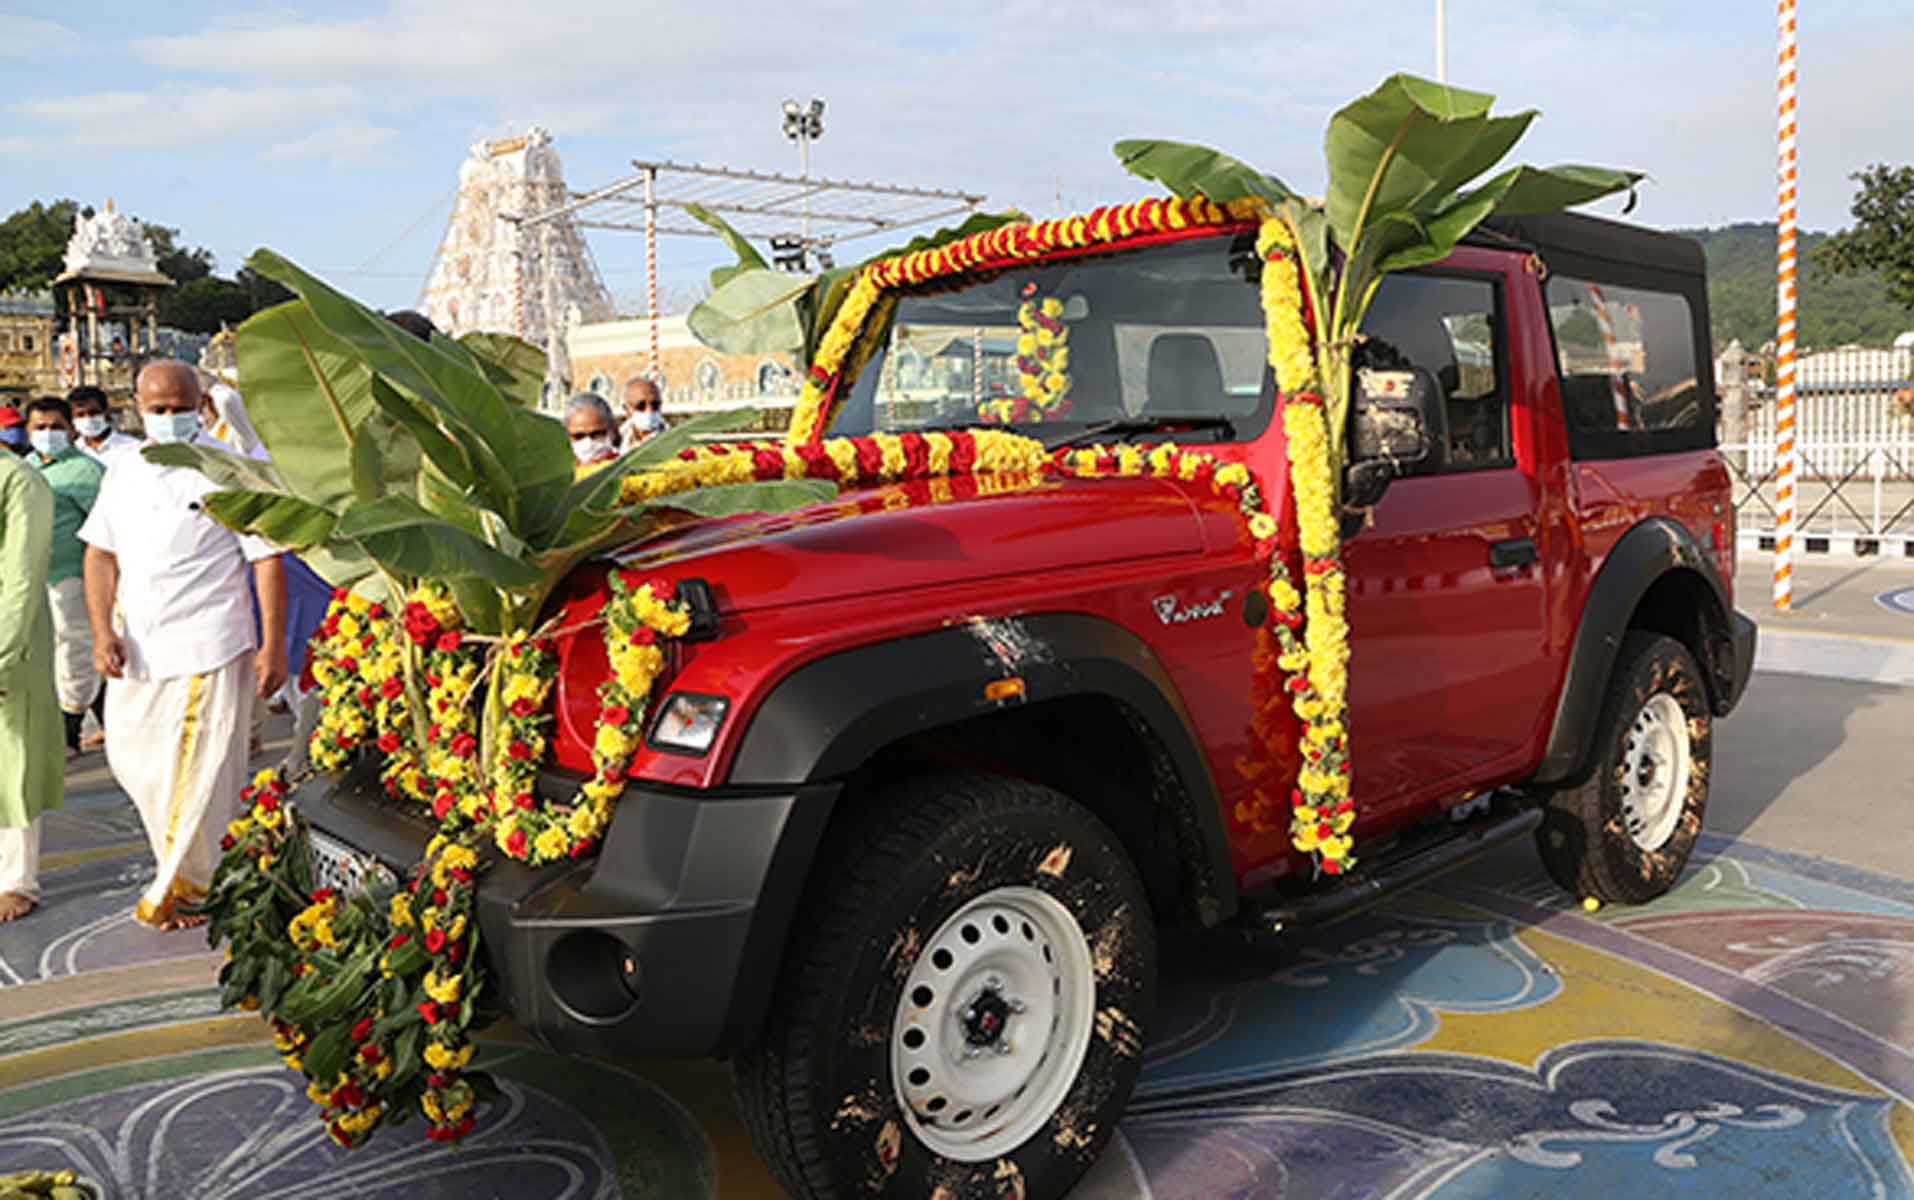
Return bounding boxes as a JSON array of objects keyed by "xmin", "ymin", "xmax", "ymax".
[{"xmin": 1723, "ymin": 345, "xmax": 1914, "ymax": 555}]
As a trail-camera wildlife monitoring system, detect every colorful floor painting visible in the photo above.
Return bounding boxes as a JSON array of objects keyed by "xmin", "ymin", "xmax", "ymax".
[{"xmin": 5, "ymin": 805, "xmax": 1914, "ymax": 1198}]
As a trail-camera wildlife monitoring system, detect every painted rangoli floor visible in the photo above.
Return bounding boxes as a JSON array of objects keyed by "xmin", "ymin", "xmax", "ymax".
[{"xmin": 4, "ymin": 721, "xmax": 1913, "ymax": 1197}]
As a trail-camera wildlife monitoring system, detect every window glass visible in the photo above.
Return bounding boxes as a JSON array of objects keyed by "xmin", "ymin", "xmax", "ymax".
[
  {"xmin": 1546, "ymin": 277, "xmax": 1700, "ymax": 437},
  {"xmin": 833, "ymin": 235, "xmax": 1270, "ymax": 439},
  {"xmin": 1358, "ymin": 273, "xmax": 1509, "ymax": 468}
]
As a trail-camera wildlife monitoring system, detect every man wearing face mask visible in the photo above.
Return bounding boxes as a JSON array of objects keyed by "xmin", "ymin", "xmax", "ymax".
[
  {"xmin": 79, "ymin": 360, "xmax": 288, "ymax": 931},
  {"xmin": 67, "ymin": 386, "xmax": 139, "ymax": 462},
  {"xmin": 617, "ymin": 377, "xmax": 668, "ymax": 454},
  {"xmin": 565, "ymin": 393, "xmax": 623, "ymax": 479},
  {"xmin": 23, "ymin": 397, "xmax": 105, "ymax": 758},
  {"xmin": 0, "ymin": 406, "xmax": 26, "ymax": 458}
]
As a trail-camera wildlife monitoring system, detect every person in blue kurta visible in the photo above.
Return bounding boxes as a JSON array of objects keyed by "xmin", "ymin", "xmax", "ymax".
[
  {"xmin": 24, "ymin": 396, "xmax": 107, "ymax": 756},
  {"xmin": 0, "ymin": 449, "xmax": 62, "ymax": 922}
]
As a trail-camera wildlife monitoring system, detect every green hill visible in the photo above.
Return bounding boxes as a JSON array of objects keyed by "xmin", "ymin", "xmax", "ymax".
[{"xmin": 1669, "ymin": 223, "xmax": 1914, "ymax": 353}]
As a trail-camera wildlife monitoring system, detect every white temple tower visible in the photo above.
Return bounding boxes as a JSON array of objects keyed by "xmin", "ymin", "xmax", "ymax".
[{"xmin": 418, "ymin": 127, "xmax": 613, "ymax": 394}]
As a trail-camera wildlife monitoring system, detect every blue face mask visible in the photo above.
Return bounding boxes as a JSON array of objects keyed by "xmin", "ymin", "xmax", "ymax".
[
  {"xmin": 141, "ymin": 410, "xmax": 199, "ymax": 445},
  {"xmin": 0, "ymin": 427, "xmax": 22, "ymax": 449}
]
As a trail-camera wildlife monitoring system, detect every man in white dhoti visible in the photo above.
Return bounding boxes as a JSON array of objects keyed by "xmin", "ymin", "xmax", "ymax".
[
  {"xmin": 81, "ymin": 361, "xmax": 288, "ymax": 931},
  {"xmin": 0, "ymin": 449, "xmax": 62, "ymax": 922}
]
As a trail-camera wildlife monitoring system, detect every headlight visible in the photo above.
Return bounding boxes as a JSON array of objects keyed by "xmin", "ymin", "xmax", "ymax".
[{"xmin": 648, "ymin": 692, "xmax": 729, "ymax": 756}]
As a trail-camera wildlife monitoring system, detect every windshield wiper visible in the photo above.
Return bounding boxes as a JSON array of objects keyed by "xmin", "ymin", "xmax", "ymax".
[{"xmin": 1043, "ymin": 415, "xmax": 1236, "ymax": 451}]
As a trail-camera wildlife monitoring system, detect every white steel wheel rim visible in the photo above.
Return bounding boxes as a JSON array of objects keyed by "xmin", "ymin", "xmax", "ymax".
[
  {"xmin": 1621, "ymin": 693, "xmax": 1691, "ymax": 851},
  {"xmin": 889, "ymin": 885, "xmax": 1096, "ymax": 1163}
]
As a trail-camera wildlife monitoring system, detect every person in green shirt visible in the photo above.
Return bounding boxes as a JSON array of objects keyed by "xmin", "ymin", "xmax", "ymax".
[{"xmin": 24, "ymin": 397, "xmax": 107, "ymax": 757}]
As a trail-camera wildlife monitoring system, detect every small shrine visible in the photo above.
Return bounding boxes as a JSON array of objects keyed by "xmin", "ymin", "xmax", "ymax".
[{"xmin": 51, "ymin": 199, "xmax": 174, "ymax": 395}]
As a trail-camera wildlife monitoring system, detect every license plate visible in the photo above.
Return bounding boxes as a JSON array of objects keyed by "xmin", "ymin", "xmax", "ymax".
[{"xmin": 307, "ymin": 827, "xmax": 398, "ymax": 897}]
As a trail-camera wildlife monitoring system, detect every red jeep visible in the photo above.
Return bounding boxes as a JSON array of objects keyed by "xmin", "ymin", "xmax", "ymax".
[{"xmin": 305, "ymin": 209, "xmax": 1755, "ymax": 1198}]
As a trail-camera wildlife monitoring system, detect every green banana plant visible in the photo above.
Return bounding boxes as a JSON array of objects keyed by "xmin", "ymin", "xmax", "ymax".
[
  {"xmin": 1116, "ymin": 72, "xmax": 1644, "ymax": 488},
  {"xmin": 146, "ymin": 250, "xmax": 834, "ymax": 636},
  {"xmin": 683, "ymin": 204, "xmax": 1029, "ymax": 363}
]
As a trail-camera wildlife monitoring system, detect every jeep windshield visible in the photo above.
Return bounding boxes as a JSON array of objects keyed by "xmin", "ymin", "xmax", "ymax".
[{"xmin": 828, "ymin": 232, "xmax": 1273, "ymax": 442}]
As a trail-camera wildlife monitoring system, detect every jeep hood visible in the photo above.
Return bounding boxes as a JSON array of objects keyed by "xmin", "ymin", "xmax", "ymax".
[{"xmin": 609, "ymin": 474, "xmax": 1207, "ymax": 615}]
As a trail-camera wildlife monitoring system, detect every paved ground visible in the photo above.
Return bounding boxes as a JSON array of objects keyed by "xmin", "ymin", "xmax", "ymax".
[{"xmin": 3, "ymin": 566, "xmax": 1912, "ymax": 1198}]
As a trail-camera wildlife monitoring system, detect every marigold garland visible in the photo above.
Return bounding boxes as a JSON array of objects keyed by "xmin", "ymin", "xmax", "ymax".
[
  {"xmin": 207, "ymin": 768, "xmax": 490, "ymax": 1148},
  {"xmin": 981, "ymin": 287, "xmax": 1072, "ymax": 425},
  {"xmin": 786, "ymin": 194, "xmax": 1265, "ymax": 444}
]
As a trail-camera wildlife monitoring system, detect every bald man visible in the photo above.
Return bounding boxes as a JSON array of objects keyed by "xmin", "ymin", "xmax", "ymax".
[{"xmin": 79, "ymin": 361, "xmax": 287, "ymax": 930}]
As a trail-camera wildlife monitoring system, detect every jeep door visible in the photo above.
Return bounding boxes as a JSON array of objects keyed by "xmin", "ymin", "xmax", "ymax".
[{"xmin": 1338, "ymin": 253, "xmax": 1556, "ymax": 818}]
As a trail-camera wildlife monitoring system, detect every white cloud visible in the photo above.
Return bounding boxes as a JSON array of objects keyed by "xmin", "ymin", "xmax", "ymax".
[
  {"xmin": 0, "ymin": 17, "xmax": 77, "ymax": 58},
  {"xmin": 260, "ymin": 119, "xmax": 402, "ymax": 168},
  {"xmin": 8, "ymin": 84, "xmax": 361, "ymax": 153}
]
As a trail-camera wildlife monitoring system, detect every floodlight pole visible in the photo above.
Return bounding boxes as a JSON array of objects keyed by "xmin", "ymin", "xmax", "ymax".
[
  {"xmin": 783, "ymin": 98, "xmax": 825, "ymax": 268},
  {"xmin": 1435, "ymin": 0, "xmax": 1447, "ymax": 82}
]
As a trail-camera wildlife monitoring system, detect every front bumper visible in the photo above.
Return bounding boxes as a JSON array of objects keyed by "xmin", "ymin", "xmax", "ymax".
[{"xmin": 295, "ymin": 760, "xmax": 835, "ymax": 1059}]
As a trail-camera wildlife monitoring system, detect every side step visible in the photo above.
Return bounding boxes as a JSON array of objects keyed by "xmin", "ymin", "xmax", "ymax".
[{"xmin": 1239, "ymin": 802, "xmax": 1543, "ymax": 937}]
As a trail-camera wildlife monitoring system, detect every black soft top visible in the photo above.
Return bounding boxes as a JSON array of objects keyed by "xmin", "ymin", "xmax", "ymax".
[{"xmin": 1476, "ymin": 210, "xmax": 1707, "ymax": 293}]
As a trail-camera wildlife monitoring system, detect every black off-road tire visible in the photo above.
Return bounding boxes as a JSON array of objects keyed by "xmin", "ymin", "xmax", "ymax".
[
  {"xmin": 734, "ymin": 772, "xmax": 1156, "ymax": 1200},
  {"xmin": 1535, "ymin": 632, "xmax": 1712, "ymax": 904}
]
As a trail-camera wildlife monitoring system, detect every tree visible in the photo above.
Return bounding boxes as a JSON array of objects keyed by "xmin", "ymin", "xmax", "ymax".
[
  {"xmin": 143, "ymin": 222, "xmax": 214, "ymax": 284},
  {"xmin": 163, "ymin": 277, "xmax": 256, "ymax": 333},
  {"xmin": 1817, "ymin": 164, "xmax": 1914, "ymax": 312},
  {"xmin": 0, "ymin": 199, "xmax": 77, "ymax": 291}
]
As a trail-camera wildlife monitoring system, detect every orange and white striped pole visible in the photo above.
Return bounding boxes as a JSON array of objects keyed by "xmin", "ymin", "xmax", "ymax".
[
  {"xmin": 644, "ymin": 165, "xmax": 661, "ymax": 385},
  {"xmin": 1773, "ymin": 0, "xmax": 1799, "ymax": 610},
  {"xmin": 1586, "ymin": 284, "xmax": 1631, "ymax": 428}
]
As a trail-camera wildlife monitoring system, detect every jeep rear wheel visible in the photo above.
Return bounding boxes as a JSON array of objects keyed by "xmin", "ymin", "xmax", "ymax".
[
  {"xmin": 1535, "ymin": 632, "xmax": 1711, "ymax": 904},
  {"xmin": 735, "ymin": 773, "xmax": 1155, "ymax": 1200}
]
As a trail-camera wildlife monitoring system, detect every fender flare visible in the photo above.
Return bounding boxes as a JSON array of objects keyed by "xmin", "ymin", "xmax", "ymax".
[
  {"xmin": 728, "ymin": 612, "xmax": 1237, "ymax": 922},
  {"xmin": 1535, "ymin": 516, "xmax": 1736, "ymax": 785}
]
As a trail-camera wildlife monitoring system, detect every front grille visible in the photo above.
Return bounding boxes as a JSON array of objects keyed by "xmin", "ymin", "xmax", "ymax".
[{"xmin": 307, "ymin": 824, "xmax": 399, "ymax": 897}]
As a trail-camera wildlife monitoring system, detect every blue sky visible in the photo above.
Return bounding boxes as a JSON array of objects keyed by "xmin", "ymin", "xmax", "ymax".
[{"xmin": 4, "ymin": 1, "xmax": 1909, "ymax": 314}]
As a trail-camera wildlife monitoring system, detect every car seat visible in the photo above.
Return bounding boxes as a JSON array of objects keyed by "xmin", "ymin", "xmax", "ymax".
[{"xmin": 1145, "ymin": 333, "xmax": 1228, "ymax": 417}]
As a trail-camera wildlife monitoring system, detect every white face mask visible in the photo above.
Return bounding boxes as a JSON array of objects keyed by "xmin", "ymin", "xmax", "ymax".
[
  {"xmin": 74, "ymin": 415, "xmax": 109, "ymax": 439},
  {"xmin": 571, "ymin": 435, "xmax": 615, "ymax": 464},
  {"xmin": 633, "ymin": 409, "xmax": 667, "ymax": 434},
  {"xmin": 142, "ymin": 410, "xmax": 200, "ymax": 445},
  {"xmin": 29, "ymin": 429, "xmax": 70, "ymax": 458}
]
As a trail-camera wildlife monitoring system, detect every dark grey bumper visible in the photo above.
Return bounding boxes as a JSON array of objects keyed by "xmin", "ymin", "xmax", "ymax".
[
  {"xmin": 296, "ymin": 760, "xmax": 835, "ymax": 1059},
  {"xmin": 1724, "ymin": 610, "xmax": 1757, "ymax": 713}
]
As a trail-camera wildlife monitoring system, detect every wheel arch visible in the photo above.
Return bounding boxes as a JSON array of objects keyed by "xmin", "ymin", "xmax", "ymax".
[
  {"xmin": 1535, "ymin": 516, "xmax": 1741, "ymax": 786},
  {"xmin": 728, "ymin": 613, "xmax": 1237, "ymax": 930}
]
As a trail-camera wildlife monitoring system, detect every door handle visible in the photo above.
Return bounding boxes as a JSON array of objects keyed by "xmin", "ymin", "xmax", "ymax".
[{"xmin": 1489, "ymin": 537, "xmax": 1537, "ymax": 569}]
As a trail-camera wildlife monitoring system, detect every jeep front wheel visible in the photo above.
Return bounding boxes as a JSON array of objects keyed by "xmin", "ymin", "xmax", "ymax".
[
  {"xmin": 735, "ymin": 772, "xmax": 1155, "ymax": 1200},
  {"xmin": 1535, "ymin": 631, "xmax": 1711, "ymax": 904}
]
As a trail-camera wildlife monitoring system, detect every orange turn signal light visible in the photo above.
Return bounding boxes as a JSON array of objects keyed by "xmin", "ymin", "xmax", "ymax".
[{"xmin": 984, "ymin": 677, "xmax": 1025, "ymax": 703}]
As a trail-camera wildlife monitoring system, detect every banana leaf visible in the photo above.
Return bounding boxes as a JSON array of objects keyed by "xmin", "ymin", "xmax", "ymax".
[
  {"xmin": 335, "ymin": 495, "xmax": 541, "ymax": 588},
  {"xmin": 687, "ymin": 269, "xmax": 816, "ymax": 355},
  {"xmin": 1112, "ymin": 139, "xmax": 1296, "ymax": 205},
  {"xmin": 246, "ymin": 251, "xmax": 525, "ymax": 525},
  {"xmin": 202, "ymin": 490, "xmax": 339, "ymax": 548},
  {"xmin": 457, "ymin": 331, "xmax": 548, "ymax": 409},
  {"xmin": 143, "ymin": 441, "xmax": 287, "ymax": 494},
  {"xmin": 235, "ymin": 299, "xmax": 377, "ymax": 514},
  {"xmin": 684, "ymin": 202, "xmax": 769, "ymax": 290}
]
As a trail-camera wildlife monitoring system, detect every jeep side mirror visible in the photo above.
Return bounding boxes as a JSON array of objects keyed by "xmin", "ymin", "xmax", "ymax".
[
  {"xmin": 1345, "ymin": 365, "xmax": 1448, "ymax": 506},
  {"xmin": 1350, "ymin": 366, "xmax": 1443, "ymax": 468}
]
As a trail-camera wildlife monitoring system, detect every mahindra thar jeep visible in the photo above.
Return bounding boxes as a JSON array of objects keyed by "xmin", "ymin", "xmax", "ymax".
[{"xmin": 301, "ymin": 208, "xmax": 1755, "ymax": 1198}]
